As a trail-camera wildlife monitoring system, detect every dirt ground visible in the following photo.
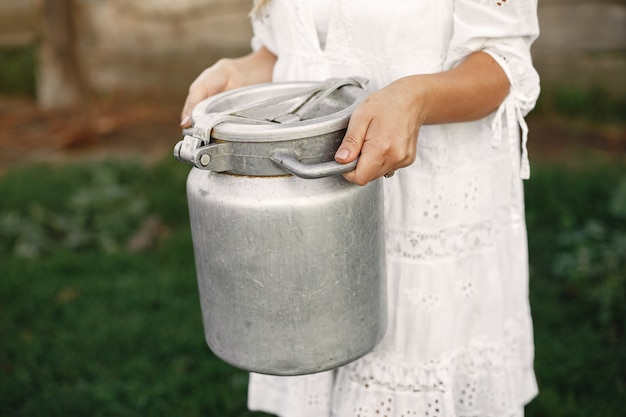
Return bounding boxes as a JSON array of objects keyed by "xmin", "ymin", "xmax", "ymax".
[
  {"xmin": 0, "ymin": 95, "xmax": 184, "ymax": 174},
  {"xmin": 0, "ymin": 95, "xmax": 624, "ymax": 175}
]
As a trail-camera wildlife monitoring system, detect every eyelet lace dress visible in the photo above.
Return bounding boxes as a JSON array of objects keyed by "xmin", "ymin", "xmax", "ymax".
[{"xmin": 247, "ymin": 1, "xmax": 541, "ymax": 416}]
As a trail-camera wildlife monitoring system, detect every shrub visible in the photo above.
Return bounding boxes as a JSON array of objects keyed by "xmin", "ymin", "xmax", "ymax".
[
  {"xmin": 0, "ymin": 160, "xmax": 148, "ymax": 257},
  {"xmin": 550, "ymin": 176, "xmax": 626, "ymax": 339}
]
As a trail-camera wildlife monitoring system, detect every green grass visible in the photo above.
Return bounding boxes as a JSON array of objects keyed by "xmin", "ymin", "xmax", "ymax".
[
  {"xmin": 0, "ymin": 159, "xmax": 272, "ymax": 417},
  {"xmin": 0, "ymin": 157, "xmax": 624, "ymax": 416},
  {"xmin": 524, "ymin": 163, "xmax": 625, "ymax": 417}
]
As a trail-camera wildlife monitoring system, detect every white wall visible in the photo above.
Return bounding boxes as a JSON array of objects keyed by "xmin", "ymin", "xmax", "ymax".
[{"xmin": 1, "ymin": 0, "xmax": 625, "ymax": 102}]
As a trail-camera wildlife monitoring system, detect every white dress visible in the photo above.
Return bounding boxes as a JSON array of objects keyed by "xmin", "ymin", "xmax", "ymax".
[{"xmin": 247, "ymin": 1, "xmax": 541, "ymax": 416}]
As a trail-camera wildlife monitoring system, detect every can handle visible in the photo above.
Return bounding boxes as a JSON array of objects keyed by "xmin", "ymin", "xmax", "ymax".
[{"xmin": 270, "ymin": 150, "xmax": 357, "ymax": 179}]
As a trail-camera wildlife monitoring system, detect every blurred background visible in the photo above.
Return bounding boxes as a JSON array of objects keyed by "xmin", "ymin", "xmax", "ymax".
[{"xmin": 0, "ymin": 0, "xmax": 624, "ymax": 416}]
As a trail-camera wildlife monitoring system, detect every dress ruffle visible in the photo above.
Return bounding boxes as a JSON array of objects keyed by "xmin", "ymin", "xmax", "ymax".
[
  {"xmin": 331, "ymin": 311, "xmax": 537, "ymax": 417},
  {"xmin": 249, "ymin": 311, "xmax": 537, "ymax": 417}
]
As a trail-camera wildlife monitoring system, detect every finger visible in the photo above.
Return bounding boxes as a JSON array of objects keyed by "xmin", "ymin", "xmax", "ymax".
[
  {"xmin": 334, "ymin": 110, "xmax": 372, "ymax": 163},
  {"xmin": 180, "ymin": 69, "xmax": 229, "ymax": 127},
  {"xmin": 342, "ymin": 136, "xmax": 387, "ymax": 185},
  {"xmin": 180, "ymin": 86, "xmax": 210, "ymax": 127},
  {"xmin": 342, "ymin": 114, "xmax": 411, "ymax": 185}
]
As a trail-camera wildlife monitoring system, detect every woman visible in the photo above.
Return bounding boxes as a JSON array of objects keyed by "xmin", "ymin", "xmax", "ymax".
[{"xmin": 181, "ymin": 0, "xmax": 540, "ymax": 416}]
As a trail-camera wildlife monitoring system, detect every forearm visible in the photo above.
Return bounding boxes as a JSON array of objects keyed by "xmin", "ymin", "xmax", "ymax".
[
  {"xmin": 335, "ymin": 51, "xmax": 511, "ymax": 185},
  {"xmin": 405, "ymin": 51, "xmax": 510, "ymax": 126}
]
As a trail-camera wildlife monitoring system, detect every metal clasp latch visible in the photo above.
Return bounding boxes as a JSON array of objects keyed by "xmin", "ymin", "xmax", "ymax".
[{"xmin": 173, "ymin": 113, "xmax": 241, "ymax": 170}]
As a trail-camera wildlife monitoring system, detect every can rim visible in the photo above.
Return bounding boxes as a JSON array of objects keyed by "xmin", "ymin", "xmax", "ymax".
[{"xmin": 190, "ymin": 81, "xmax": 367, "ymax": 143}]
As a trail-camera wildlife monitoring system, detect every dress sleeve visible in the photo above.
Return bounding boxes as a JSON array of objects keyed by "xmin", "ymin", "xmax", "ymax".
[
  {"xmin": 445, "ymin": 0, "xmax": 540, "ymax": 179},
  {"xmin": 250, "ymin": 3, "xmax": 279, "ymax": 55}
]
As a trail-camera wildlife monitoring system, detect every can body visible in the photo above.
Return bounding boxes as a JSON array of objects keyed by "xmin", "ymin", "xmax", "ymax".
[{"xmin": 187, "ymin": 168, "xmax": 386, "ymax": 375}]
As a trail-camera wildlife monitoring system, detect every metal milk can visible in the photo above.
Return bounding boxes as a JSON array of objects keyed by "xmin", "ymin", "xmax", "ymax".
[{"xmin": 174, "ymin": 77, "xmax": 386, "ymax": 376}]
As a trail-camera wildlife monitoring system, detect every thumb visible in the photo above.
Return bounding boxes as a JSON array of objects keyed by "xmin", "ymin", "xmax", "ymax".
[
  {"xmin": 180, "ymin": 89, "xmax": 207, "ymax": 127},
  {"xmin": 334, "ymin": 112, "xmax": 370, "ymax": 163}
]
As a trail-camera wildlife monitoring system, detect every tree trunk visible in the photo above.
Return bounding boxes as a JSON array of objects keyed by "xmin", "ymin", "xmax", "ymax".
[{"xmin": 37, "ymin": 0, "xmax": 86, "ymax": 109}]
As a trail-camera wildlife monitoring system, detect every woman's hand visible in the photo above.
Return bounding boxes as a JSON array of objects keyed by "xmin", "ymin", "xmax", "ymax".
[
  {"xmin": 180, "ymin": 47, "xmax": 277, "ymax": 127},
  {"xmin": 334, "ymin": 78, "xmax": 424, "ymax": 185},
  {"xmin": 334, "ymin": 52, "xmax": 510, "ymax": 185}
]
